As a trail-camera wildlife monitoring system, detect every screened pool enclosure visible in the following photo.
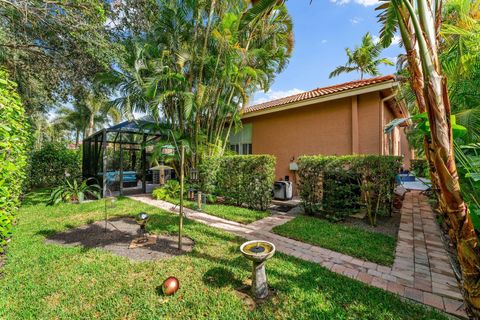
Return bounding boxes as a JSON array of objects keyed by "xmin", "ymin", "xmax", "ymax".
[{"xmin": 82, "ymin": 119, "xmax": 165, "ymax": 196}]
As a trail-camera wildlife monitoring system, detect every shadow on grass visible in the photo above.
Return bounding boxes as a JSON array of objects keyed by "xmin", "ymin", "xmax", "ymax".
[
  {"xmin": 202, "ymin": 266, "xmax": 243, "ymax": 288},
  {"xmin": 21, "ymin": 188, "xmax": 51, "ymax": 206},
  {"xmin": 35, "ymin": 229, "xmax": 58, "ymax": 237}
]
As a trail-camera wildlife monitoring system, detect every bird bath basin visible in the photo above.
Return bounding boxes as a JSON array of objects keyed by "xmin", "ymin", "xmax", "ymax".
[{"xmin": 240, "ymin": 240, "xmax": 276, "ymax": 299}]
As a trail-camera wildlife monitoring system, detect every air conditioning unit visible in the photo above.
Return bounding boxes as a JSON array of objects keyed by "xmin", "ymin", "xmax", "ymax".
[{"xmin": 273, "ymin": 181, "xmax": 293, "ymax": 200}]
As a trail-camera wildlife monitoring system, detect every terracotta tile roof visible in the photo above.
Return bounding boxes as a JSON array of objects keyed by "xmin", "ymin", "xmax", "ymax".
[{"xmin": 243, "ymin": 75, "xmax": 396, "ymax": 115}]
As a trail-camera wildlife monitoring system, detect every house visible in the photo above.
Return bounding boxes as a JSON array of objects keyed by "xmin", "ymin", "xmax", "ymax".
[{"xmin": 229, "ymin": 75, "xmax": 412, "ymax": 193}]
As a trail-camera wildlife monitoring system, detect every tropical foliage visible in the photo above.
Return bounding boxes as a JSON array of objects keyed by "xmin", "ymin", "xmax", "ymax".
[
  {"xmin": 152, "ymin": 180, "xmax": 182, "ymax": 201},
  {"xmin": 0, "ymin": 69, "xmax": 29, "ymax": 253},
  {"xmin": 329, "ymin": 33, "xmax": 393, "ymax": 80},
  {"xmin": 0, "ymin": 0, "xmax": 119, "ymax": 114},
  {"xmin": 376, "ymin": 0, "xmax": 480, "ymax": 314},
  {"xmin": 101, "ymin": 0, "xmax": 293, "ymax": 166},
  {"xmin": 47, "ymin": 179, "xmax": 101, "ymax": 205}
]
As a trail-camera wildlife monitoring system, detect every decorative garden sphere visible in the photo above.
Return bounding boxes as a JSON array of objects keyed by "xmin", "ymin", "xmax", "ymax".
[{"xmin": 162, "ymin": 277, "xmax": 180, "ymax": 295}]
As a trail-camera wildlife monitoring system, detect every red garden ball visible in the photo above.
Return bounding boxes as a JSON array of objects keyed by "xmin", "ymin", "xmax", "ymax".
[{"xmin": 162, "ymin": 277, "xmax": 180, "ymax": 295}]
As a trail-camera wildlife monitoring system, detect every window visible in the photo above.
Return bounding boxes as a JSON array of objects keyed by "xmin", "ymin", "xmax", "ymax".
[
  {"xmin": 230, "ymin": 144, "xmax": 239, "ymax": 154},
  {"xmin": 242, "ymin": 143, "xmax": 252, "ymax": 155},
  {"xmin": 229, "ymin": 124, "xmax": 252, "ymax": 155}
]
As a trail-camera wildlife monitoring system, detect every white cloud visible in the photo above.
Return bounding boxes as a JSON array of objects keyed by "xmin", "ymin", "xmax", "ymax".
[
  {"xmin": 252, "ymin": 88, "xmax": 305, "ymax": 105},
  {"xmin": 392, "ymin": 35, "xmax": 402, "ymax": 46},
  {"xmin": 321, "ymin": 39, "xmax": 328, "ymax": 44},
  {"xmin": 331, "ymin": 0, "xmax": 379, "ymax": 6},
  {"xmin": 350, "ymin": 17, "xmax": 363, "ymax": 24},
  {"xmin": 372, "ymin": 34, "xmax": 402, "ymax": 47}
]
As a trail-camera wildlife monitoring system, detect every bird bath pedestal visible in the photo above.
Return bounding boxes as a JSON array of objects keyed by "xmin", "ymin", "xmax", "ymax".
[{"xmin": 240, "ymin": 240, "xmax": 276, "ymax": 299}]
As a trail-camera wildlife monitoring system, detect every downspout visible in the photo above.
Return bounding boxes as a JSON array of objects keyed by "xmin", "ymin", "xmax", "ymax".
[{"xmin": 380, "ymin": 92, "xmax": 397, "ymax": 155}]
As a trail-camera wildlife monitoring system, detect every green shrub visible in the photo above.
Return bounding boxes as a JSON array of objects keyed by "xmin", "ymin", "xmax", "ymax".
[
  {"xmin": 410, "ymin": 158, "xmax": 429, "ymax": 178},
  {"xmin": 29, "ymin": 143, "xmax": 81, "ymax": 188},
  {"xmin": 298, "ymin": 155, "xmax": 402, "ymax": 225},
  {"xmin": 152, "ymin": 180, "xmax": 183, "ymax": 201},
  {"xmin": 198, "ymin": 156, "xmax": 221, "ymax": 195},
  {"xmin": 0, "ymin": 69, "xmax": 29, "ymax": 252},
  {"xmin": 200, "ymin": 155, "xmax": 275, "ymax": 211}
]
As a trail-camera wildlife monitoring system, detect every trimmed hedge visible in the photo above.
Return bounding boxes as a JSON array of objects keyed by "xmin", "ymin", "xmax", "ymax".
[
  {"xmin": 298, "ymin": 155, "xmax": 402, "ymax": 225},
  {"xmin": 0, "ymin": 70, "xmax": 29, "ymax": 253},
  {"xmin": 29, "ymin": 143, "xmax": 81, "ymax": 188},
  {"xmin": 411, "ymin": 158, "xmax": 428, "ymax": 178},
  {"xmin": 200, "ymin": 155, "xmax": 275, "ymax": 211}
]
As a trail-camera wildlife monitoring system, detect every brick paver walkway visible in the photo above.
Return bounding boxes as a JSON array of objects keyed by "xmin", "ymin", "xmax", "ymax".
[{"xmin": 129, "ymin": 191, "xmax": 466, "ymax": 318}]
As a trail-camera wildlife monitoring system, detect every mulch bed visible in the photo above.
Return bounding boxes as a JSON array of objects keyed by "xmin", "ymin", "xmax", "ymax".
[
  {"xmin": 45, "ymin": 217, "xmax": 194, "ymax": 261},
  {"xmin": 340, "ymin": 209, "xmax": 402, "ymax": 238}
]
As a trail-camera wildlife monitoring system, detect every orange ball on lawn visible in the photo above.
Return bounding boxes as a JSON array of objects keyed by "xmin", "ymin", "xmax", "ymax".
[{"xmin": 162, "ymin": 277, "xmax": 180, "ymax": 295}]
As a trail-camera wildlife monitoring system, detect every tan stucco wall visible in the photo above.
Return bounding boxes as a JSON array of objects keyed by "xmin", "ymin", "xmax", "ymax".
[
  {"xmin": 358, "ymin": 92, "xmax": 381, "ymax": 154},
  {"xmin": 242, "ymin": 92, "xmax": 408, "ymax": 193}
]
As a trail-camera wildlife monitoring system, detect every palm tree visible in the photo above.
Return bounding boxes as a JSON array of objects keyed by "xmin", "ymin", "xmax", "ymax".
[
  {"xmin": 54, "ymin": 93, "xmax": 121, "ymax": 147},
  {"xmin": 83, "ymin": 93, "xmax": 121, "ymax": 137},
  {"xmin": 102, "ymin": 0, "xmax": 293, "ymax": 165},
  {"xmin": 377, "ymin": 0, "xmax": 480, "ymax": 315},
  {"xmin": 54, "ymin": 105, "xmax": 89, "ymax": 148},
  {"xmin": 329, "ymin": 33, "xmax": 393, "ymax": 80}
]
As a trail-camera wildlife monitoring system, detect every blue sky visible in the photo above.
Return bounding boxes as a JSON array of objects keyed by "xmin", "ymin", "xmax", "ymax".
[{"xmin": 252, "ymin": 0, "xmax": 403, "ymax": 105}]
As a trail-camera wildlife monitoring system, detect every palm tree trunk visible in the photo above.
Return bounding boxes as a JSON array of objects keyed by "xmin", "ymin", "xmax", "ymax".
[
  {"xmin": 427, "ymin": 77, "xmax": 480, "ymax": 315},
  {"xmin": 396, "ymin": 0, "xmax": 480, "ymax": 314},
  {"xmin": 87, "ymin": 112, "xmax": 95, "ymax": 137},
  {"xmin": 75, "ymin": 130, "xmax": 80, "ymax": 148}
]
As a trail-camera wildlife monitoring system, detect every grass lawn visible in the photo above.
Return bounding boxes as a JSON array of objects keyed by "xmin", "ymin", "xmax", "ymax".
[
  {"xmin": 0, "ymin": 190, "xmax": 446, "ymax": 319},
  {"xmin": 160, "ymin": 195, "xmax": 269, "ymax": 224},
  {"xmin": 273, "ymin": 215, "xmax": 396, "ymax": 266},
  {"xmin": 194, "ymin": 203, "xmax": 269, "ymax": 224}
]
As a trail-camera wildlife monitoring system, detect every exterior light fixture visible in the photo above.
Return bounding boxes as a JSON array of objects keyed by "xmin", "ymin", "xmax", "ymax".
[
  {"xmin": 188, "ymin": 187, "xmax": 195, "ymax": 201},
  {"xmin": 135, "ymin": 212, "xmax": 150, "ymax": 242}
]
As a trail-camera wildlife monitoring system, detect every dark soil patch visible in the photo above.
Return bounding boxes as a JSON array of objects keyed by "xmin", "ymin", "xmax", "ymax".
[
  {"xmin": 45, "ymin": 217, "xmax": 194, "ymax": 261},
  {"xmin": 340, "ymin": 209, "xmax": 401, "ymax": 238}
]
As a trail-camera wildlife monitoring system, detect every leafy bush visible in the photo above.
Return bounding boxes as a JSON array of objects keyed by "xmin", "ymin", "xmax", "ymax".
[
  {"xmin": 47, "ymin": 178, "xmax": 101, "ymax": 205},
  {"xmin": 152, "ymin": 180, "xmax": 182, "ymax": 201},
  {"xmin": 30, "ymin": 143, "xmax": 81, "ymax": 188},
  {"xmin": 198, "ymin": 156, "xmax": 221, "ymax": 195},
  {"xmin": 411, "ymin": 158, "xmax": 429, "ymax": 177},
  {"xmin": 298, "ymin": 155, "xmax": 402, "ymax": 225},
  {"xmin": 455, "ymin": 143, "xmax": 480, "ymax": 231},
  {"xmin": 0, "ymin": 69, "xmax": 29, "ymax": 252},
  {"xmin": 200, "ymin": 155, "xmax": 275, "ymax": 211}
]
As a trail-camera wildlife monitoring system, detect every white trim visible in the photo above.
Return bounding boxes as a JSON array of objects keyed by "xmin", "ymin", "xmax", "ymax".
[{"xmin": 242, "ymin": 81, "xmax": 398, "ymax": 119}]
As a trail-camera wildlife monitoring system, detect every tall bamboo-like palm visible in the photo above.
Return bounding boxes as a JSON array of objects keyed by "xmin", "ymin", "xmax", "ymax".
[
  {"xmin": 54, "ymin": 94, "xmax": 121, "ymax": 147},
  {"xmin": 54, "ymin": 105, "xmax": 89, "ymax": 148},
  {"xmin": 329, "ymin": 33, "xmax": 393, "ymax": 80},
  {"xmin": 102, "ymin": 0, "xmax": 293, "ymax": 166},
  {"xmin": 83, "ymin": 93, "xmax": 121, "ymax": 137},
  {"xmin": 377, "ymin": 0, "xmax": 480, "ymax": 315}
]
